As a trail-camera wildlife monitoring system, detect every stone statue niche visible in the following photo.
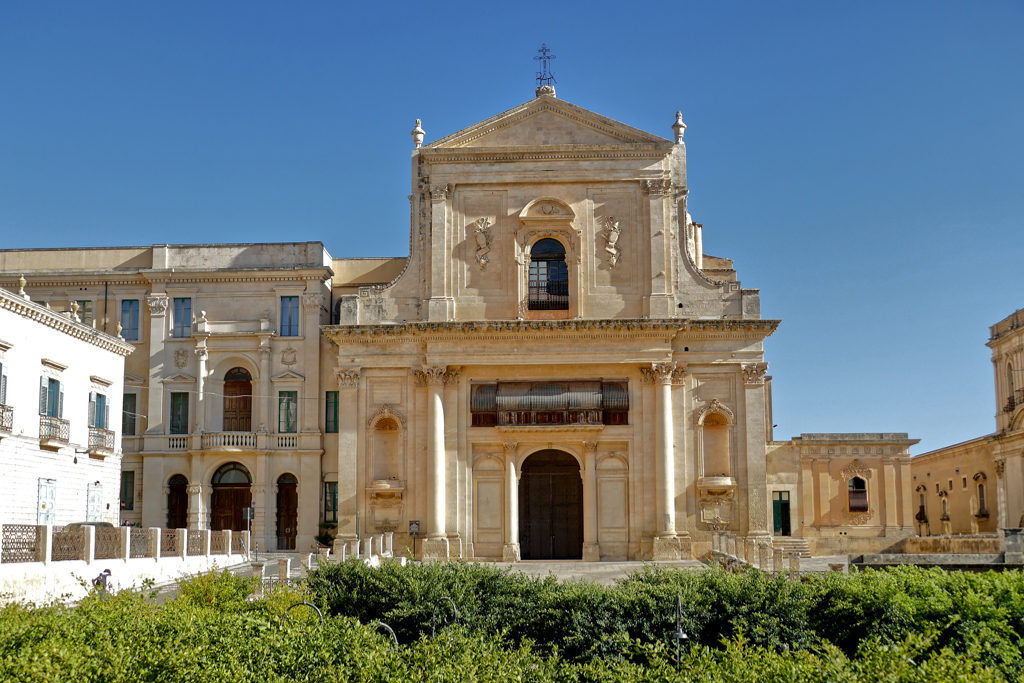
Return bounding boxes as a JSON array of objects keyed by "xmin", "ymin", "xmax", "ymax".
[
  {"xmin": 701, "ymin": 413, "xmax": 731, "ymax": 477},
  {"xmin": 372, "ymin": 417, "xmax": 401, "ymax": 481}
]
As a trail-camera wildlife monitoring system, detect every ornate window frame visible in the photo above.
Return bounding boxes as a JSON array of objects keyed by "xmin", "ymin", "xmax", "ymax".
[{"xmin": 516, "ymin": 197, "xmax": 581, "ymax": 320}]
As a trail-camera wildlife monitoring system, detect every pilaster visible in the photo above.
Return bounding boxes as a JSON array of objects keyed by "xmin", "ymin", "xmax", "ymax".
[
  {"xmin": 334, "ymin": 368, "xmax": 360, "ymax": 550},
  {"xmin": 582, "ymin": 440, "xmax": 600, "ymax": 562},
  {"xmin": 741, "ymin": 363, "xmax": 770, "ymax": 537},
  {"xmin": 502, "ymin": 441, "xmax": 521, "ymax": 562},
  {"xmin": 145, "ymin": 294, "xmax": 168, "ymax": 435},
  {"xmin": 300, "ymin": 290, "xmax": 323, "ymax": 433}
]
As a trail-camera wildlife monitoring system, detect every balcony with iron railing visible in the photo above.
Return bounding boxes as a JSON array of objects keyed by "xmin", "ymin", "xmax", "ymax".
[
  {"xmin": 0, "ymin": 404, "xmax": 12, "ymax": 434},
  {"xmin": 88, "ymin": 426, "xmax": 115, "ymax": 454},
  {"xmin": 39, "ymin": 416, "xmax": 70, "ymax": 446},
  {"xmin": 527, "ymin": 280, "xmax": 569, "ymax": 311},
  {"xmin": 1003, "ymin": 389, "xmax": 1024, "ymax": 413}
]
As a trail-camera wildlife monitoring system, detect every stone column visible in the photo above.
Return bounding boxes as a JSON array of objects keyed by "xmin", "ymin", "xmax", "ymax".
[
  {"xmin": 333, "ymin": 368, "xmax": 360, "ymax": 554},
  {"xmin": 640, "ymin": 179, "xmax": 674, "ymax": 317},
  {"xmin": 883, "ymin": 459, "xmax": 899, "ymax": 534},
  {"xmin": 195, "ymin": 342, "xmax": 208, "ymax": 434},
  {"xmin": 994, "ymin": 455, "xmax": 1008, "ymax": 530},
  {"xmin": 144, "ymin": 295, "xmax": 168, "ymax": 437},
  {"xmin": 502, "ymin": 442, "xmax": 521, "ymax": 562},
  {"xmin": 426, "ymin": 185, "xmax": 454, "ymax": 321},
  {"xmin": 257, "ymin": 343, "xmax": 272, "ymax": 432},
  {"xmin": 741, "ymin": 363, "xmax": 770, "ymax": 538},
  {"xmin": 186, "ymin": 484, "xmax": 207, "ymax": 530},
  {"xmin": 300, "ymin": 291, "xmax": 323, "ymax": 434},
  {"xmin": 652, "ymin": 362, "xmax": 679, "ymax": 560},
  {"xmin": 421, "ymin": 365, "xmax": 449, "ymax": 560},
  {"xmin": 582, "ymin": 441, "xmax": 600, "ymax": 562}
]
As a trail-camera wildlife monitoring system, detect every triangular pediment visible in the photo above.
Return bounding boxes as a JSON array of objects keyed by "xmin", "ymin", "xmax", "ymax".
[
  {"xmin": 271, "ymin": 370, "xmax": 305, "ymax": 382},
  {"xmin": 162, "ymin": 373, "xmax": 196, "ymax": 383},
  {"xmin": 124, "ymin": 372, "xmax": 145, "ymax": 385},
  {"xmin": 425, "ymin": 95, "xmax": 671, "ymax": 149}
]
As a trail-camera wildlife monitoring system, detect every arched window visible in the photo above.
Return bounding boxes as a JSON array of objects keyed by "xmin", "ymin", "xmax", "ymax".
[
  {"xmin": 978, "ymin": 483, "xmax": 988, "ymax": 516},
  {"xmin": 223, "ymin": 367, "xmax": 253, "ymax": 432},
  {"xmin": 848, "ymin": 477, "xmax": 868, "ymax": 512},
  {"xmin": 1008, "ymin": 364, "xmax": 1018, "ymax": 412},
  {"xmin": 528, "ymin": 239, "xmax": 568, "ymax": 310}
]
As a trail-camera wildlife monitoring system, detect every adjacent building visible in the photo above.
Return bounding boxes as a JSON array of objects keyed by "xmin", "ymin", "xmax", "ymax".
[
  {"xmin": 0, "ymin": 281, "xmax": 133, "ymax": 527},
  {"xmin": 0, "ymin": 86, "xmax": 923, "ymax": 559}
]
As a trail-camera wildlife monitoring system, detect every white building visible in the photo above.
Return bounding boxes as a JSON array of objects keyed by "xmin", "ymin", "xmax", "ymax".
[{"xmin": 0, "ymin": 280, "xmax": 134, "ymax": 527}]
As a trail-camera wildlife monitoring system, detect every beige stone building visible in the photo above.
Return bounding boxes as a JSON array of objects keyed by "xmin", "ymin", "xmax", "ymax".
[
  {"xmin": 0, "ymin": 86, "xmax": 926, "ymax": 560},
  {"xmin": 911, "ymin": 308, "xmax": 1024, "ymax": 535}
]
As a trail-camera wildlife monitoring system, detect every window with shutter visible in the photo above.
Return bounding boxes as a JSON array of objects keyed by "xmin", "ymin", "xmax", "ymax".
[
  {"xmin": 39, "ymin": 377, "xmax": 48, "ymax": 415},
  {"xmin": 0, "ymin": 363, "xmax": 7, "ymax": 405},
  {"xmin": 89, "ymin": 392, "xmax": 97, "ymax": 427},
  {"xmin": 57, "ymin": 383, "xmax": 64, "ymax": 418},
  {"xmin": 122, "ymin": 394, "xmax": 137, "ymax": 435}
]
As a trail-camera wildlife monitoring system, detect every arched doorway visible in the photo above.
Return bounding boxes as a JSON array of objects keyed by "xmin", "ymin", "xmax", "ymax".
[
  {"xmin": 223, "ymin": 367, "xmax": 253, "ymax": 431},
  {"xmin": 167, "ymin": 474, "xmax": 189, "ymax": 529},
  {"xmin": 518, "ymin": 450, "xmax": 583, "ymax": 559},
  {"xmin": 210, "ymin": 462, "xmax": 252, "ymax": 532},
  {"xmin": 276, "ymin": 473, "xmax": 298, "ymax": 550}
]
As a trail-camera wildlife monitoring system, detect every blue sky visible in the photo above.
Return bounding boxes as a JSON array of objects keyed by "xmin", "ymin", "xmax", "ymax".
[{"xmin": 1, "ymin": 1, "xmax": 1021, "ymax": 453}]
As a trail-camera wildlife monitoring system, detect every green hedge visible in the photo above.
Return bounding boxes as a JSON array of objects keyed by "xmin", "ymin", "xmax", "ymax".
[
  {"xmin": 0, "ymin": 566, "xmax": 1020, "ymax": 681},
  {"xmin": 305, "ymin": 560, "xmax": 1024, "ymax": 677}
]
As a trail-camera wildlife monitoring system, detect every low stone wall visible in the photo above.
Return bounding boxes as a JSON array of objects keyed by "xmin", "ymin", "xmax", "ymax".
[
  {"xmin": 881, "ymin": 536, "xmax": 1002, "ymax": 555},
  {"xmin": 0, "ymin": 525, "xmax": 249, "ymax": 604}
]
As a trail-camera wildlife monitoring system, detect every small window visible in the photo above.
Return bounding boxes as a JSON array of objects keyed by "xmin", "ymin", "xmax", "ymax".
[
  {"xmin": 121, "ymin": 471, "xmax": 135, "ymax": 511},
  {"xmin": 281, "ymin": 297, "xmax": 300, "ymax": 336},
  {"xmin": 962, "ymin": 477, "xmax": 968, "ymax": 490},
  {"xmin": 848, "ymin": 477, "xmax": 868, "ymax": 512},
  {"xmin": 172, "ymin": 298, "xmax": 192, "ymax": 337},
  {"xmin": 979, "ymin": 483, "xmax": 987, "ymax": 513},
  {"xmin": 170, "ymin": 392, "xmax": 189, "ymax": 434},
  {"xmin": 122, "ymin": 394, "xmax": 137, "ymax": 435},
  {"xmin": 935, "ymin": 483, "xmax": 940, "ymax": 493},
  {"xmin": 278, "ymin": 391, "xmax": 298, "ymax": 433},
  {"xmin": 121, "ymin": 300, "xmax": 140, "ymax": 341},
  {"xmin": 324, "ymin": 481, "xmax": 338, "ymax": 523},
  {"xmin": 325, "ymin": 391, "xmax": 339, "ymax": 433},
  {"xmin": 948, "ymin": 479, "xmax": 954, "ymax": 493}
]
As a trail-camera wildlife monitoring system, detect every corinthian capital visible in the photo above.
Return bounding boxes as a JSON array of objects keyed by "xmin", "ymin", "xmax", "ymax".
[
  {"xmin": 741, "ymin": 362, "xmax": 768, "ymax": 385},
  {"xmin": 335, "ymin": 368, "xmax": 360, "ymax": 389},
  {"xmin": 651, "ymin": 362, "xmax": 677, "ymax": 385},
  {"xmin": 640, "ymin": 178, "xmax": 672, "ymax": 196},
  {"xmin": 429, "ymin": 184, "xmax": 452, "ymax": 201},
  {"xmin": 301, "ymin": 293, "xmax": 324, "ymax": 312},
  {"xmin": 419, "ymin": 365, "xmax": 448, "ymax": 386},
  {"xmin": 146, "ymin": 295, "xmax": 169, "ymax": 316}
]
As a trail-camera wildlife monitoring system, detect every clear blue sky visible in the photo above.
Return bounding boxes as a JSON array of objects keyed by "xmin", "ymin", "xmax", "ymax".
[{"xmin": 1, "ymin": 1, "xmax": 1021, "ymax": 453}]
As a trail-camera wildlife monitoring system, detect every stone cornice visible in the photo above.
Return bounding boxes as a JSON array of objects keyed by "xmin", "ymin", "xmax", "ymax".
[
  {"xmin": 322, "ymin": 318, "xmax": 780, "ymax": 346},
  {"xmin": 420, "ymin": 148, "xmax": 671, "ymax": 165},
  {"xmin": 0, "ymin": 287, "xmax": 135, "ymax": 356}
]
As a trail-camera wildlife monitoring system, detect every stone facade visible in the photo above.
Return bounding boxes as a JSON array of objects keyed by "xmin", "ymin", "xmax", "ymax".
[
  {"xmin": 0, "ymin": 88, "xmax": 924, "ymax": 559},
  {"xmin": 912, "ymin": 307, "xmax": 1024, "ymax": 534}
]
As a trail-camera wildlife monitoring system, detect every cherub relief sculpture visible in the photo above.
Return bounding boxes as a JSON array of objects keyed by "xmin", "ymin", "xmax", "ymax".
[
  {"xmin": 600, "ymin": 216, "xmax": 622, "ymax": 268},
  {"xmin": 472, "ymin": 218, "xmax": 492, "ymax": 270}
]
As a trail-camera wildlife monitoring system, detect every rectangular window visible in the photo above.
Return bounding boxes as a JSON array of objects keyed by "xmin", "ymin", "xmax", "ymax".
[
  {"xmin": 89, "ymin": 392, "xmax": 109, "ymax": 428},
  {"xmin": 170, "ymin": 392, "xmax": 189, "ymax": 434},
  {"xmin": 121, "ymin": 300, "xmax": 140, "ymax": 341},
  {"xmin": 962, "ymin": 477, "xmax": 968, "ymax": 489},
  {"xmin": 76, "ymin": 300, "xmax": 94, "ymax": 326},
  {"xmin": 324, "ymin": 482, "xmax": 338, "ymax": 523},
  {"xmin": 280, "ymin": 296, "xmax": 299, "ymax": 336},
  {"xmin": 121, "ymin": 471, "xmax": 135, "ymax": 511},
  {"xmin": 122, "ymin": 394, "xmax": 137, "ymax": 435},
  {"xmin": 39, "ymin": 378, "xmax": 63, "ymax": 418},
  {"xmin": 278, "ymin": 391, "xmax": 298, "ymax": 433},
  {"xmin": 471, "ymin": 380, "xmax": 628, "ymax": 427},
  {"xmin": 948, "ymin": 479, "xmax": 954, "ymax": 493},
  {"xmin": 325, "ymin": 391, "xmax": 339, "ymax": 433},
  {"xmin": 172, "ymin": 298, "xmax": 192, "ymax": 337}
]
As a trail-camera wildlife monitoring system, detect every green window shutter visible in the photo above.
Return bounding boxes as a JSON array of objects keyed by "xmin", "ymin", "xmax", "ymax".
[
  {"xmin": 102, "ymin": 395, "xmax": 109, "ymax": 429},
  {"xmin": 39, "ymin": 377, "xmax": 48, "ymax": 415},
  {"xmin": 325, "ymin": 391, "xmax": 338, "ymax": 433}
]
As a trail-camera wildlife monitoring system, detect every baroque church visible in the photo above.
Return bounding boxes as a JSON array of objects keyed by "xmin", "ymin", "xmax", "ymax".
[{"xmin": 0, "ymin": 84, "xmax": 918, "ymax": 561}]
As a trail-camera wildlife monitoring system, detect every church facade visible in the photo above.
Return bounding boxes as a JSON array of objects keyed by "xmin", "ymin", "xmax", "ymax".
[{"xmin": 0, "ymin": 86, "xmax": 918, "ymax": 560}]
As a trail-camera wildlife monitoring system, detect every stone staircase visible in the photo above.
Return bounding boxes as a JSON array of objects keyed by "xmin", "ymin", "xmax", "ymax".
[{"xmin": 772, "ymin": 537, "xmax": 810, "ymax": 558}]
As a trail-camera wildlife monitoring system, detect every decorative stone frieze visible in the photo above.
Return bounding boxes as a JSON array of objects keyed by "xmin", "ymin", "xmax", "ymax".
[
  {"xmin": 146, "ymin": 295, "xmax": 169, "ymax": 316},
  {"xmin": 367, "ymin": 403, "xmax": 406, "ymax": 429},
  {"xmin": 640, "ymin": 178, "xmax": 672, "ymax": 196},
  {"xmin": 840, "ymin": 459, "xmax": 871, "ymax": 481},
  {"xmin": 301, "ymin": 293, "xmax": 324, "ymax": 312}
]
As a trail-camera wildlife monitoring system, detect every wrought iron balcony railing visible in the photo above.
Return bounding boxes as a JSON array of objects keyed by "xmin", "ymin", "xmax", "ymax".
[
  {"xmin": 39, "ymin": 416, "xmax": 70, "ymax": 444},
  {"xmin": 0, "ymin": 404, "xmax": 12, "ymax": 433},
  {"xmin": 88, "ymin": 426, "xmax": 115, "ymax": 452}
]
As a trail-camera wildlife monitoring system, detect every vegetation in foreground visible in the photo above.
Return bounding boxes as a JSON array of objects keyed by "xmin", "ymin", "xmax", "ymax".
[{"xmin": 0, "ymin": 563, "xmax": 1020, "ymax": 681}]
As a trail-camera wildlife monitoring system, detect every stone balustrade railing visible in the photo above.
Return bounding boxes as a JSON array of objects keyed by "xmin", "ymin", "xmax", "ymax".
[{"xmin": 710, "ymin": 530, "xmax": 798, "ymax": 575}]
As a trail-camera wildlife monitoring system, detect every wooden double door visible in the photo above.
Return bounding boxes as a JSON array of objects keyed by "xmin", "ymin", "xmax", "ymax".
[
  {"xmin": 518, "ymin": 450, "xmax": 583, "ymax": 560},
  {"xmin": 211, "ymin": 486, "xmax": 251, "ymax": 532}
]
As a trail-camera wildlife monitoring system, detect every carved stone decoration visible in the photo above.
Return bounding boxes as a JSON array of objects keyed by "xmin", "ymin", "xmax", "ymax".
[
  {"xmin": 173, "ymin": 348, "xmax": 189, "ymax": 369},
  {"xmin": 672, "ymin": 111, "xmax": 686, "ymax": 143},
  {"xmin": 994, "ymin": 455, "xmax": 1006, "ymax": 479},
  {"xmin": 741, "ymin": 362, "xmax": 769, "ymax": 385},
  {"xmin": 146, "ymin": 295, "xmax": 169, "ymax": 316},
  {"xmin": 671, "ymin": 367, "xmax": 687, "ymax": 385},
  {"xmin": 429, "ymin": 183, "xmax": 451, "ymax": 201},
  {"xmin": 281, "ymin": 347, "xmax": 298, "ymax": 366},
  {"xmin": 502, "ymin": 441, "xmax": 519, "ymax": 456},
  {"xmin": 335, "ymin": 368, "xmax": 360, "ymax": 389},
  {"xmin": 470, "ymin": 218, "xmax": 493, "ymax": 271},
  {"xmin": 651, "ymin": 362, "xmax": 677, "ymax": 385},
  {"xmin": 185, "ymin": 484, "xmax": 203, "ymax": 495},
  {"xmin": 844, "ymin": 510, "xmax": 874, "ymax": 526},
  {"xmin": 194, "ymin": 347, "xmax": 208, "ymax": 362},
  {"xmin": 418, "ymin": 365, "xmax": 447, "ymax": 387},
  {"xmin": 520, "ymin": 229, "xmax": 581, "ymax": 265},
  {"xmin": 583, "ymin": 440, "xmax": 598, "ymax": 453},
  {"xmin": 840, "ymin": 459, "xmax": 872, "ymax": 481},
  {"xmin": 973, "ymin": 471, "xmax": 987, "ymax": 482},
  {"xmin": 301, "ymin": 293, "xmax": 324, "ymax": 312},
  {"xmin": 700, "ymin": 498, "xmax": 733, "ymax": 529},
  {"xmin": 599, "ymin": 216, "xmax": 622, "ymax": 268},
  {"xmin": 442, "ymin": 367, "xmax": 461, "ymax": 388},
  {"xmin": 367, "ymin": 403, "xmax": 406, "ymax": 429},
  {"xmin": 411, "ymin": 119, "xmax": 425, "ymax": 148},
  {"xmin": 695, "ymin": 398, "xmax": 735, "ymax": 426},
  {"xmin": 638, "ymin": 367, "xmax": 656, "ymax": 385},
  {"xmin": 640, "ymin": 178, "xmax": 672, "ymax": 196}
]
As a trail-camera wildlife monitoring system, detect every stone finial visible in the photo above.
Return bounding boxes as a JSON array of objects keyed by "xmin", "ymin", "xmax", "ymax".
[
  {"xmin": 116, "ymin": 322, "xmax": 123, "ymax": 338},
  {"xmin": 411, "ymin": 119, "xmax": 425, "ymax": 149},
  {"xmin": 17, "ymin": 275, "xmax": 27, "ymax": 297},
  {"xmin": 536, "ymin": 84, "xmax": 556, "ymax": 98},
  {"xmin": 672, "ymin": 111, "xmax": 686, "ymax": 143},
  {"xmin": 70, "ymin": 300, "xmax": 81, "ymax": 322}
]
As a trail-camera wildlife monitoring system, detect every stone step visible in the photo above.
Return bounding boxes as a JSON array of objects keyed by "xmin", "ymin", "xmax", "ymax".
[{"xmin": 772, "ymin": 537, "xmax": 811, "ymax": 558}]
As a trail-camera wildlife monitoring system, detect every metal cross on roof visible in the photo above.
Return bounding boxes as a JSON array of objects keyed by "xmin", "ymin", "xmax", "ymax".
[{"xmin": 534, "ymin": 44, "xmax": 556, "ymax": 86}]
